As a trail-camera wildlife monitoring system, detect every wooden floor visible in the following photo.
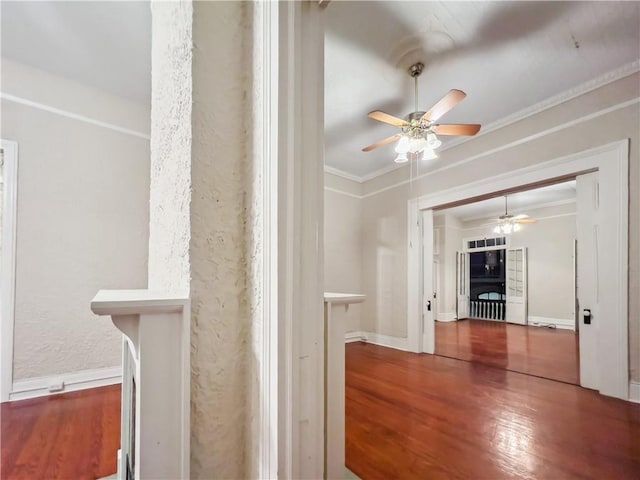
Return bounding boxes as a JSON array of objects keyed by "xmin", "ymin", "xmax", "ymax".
[
  {"xmin": 346, "ymin": 342, "xmax": 640, "ymax": 480},
  {"xmin": 435, "ymin": 318, "xmax": 580, "ymax": 384},
  {"xmin": 1, "ymin": 385, "xmax": 120, "ymax": 480},
  {"xmin": 4, "ymin": 351, "xmax": 639, "ymax": 480}
]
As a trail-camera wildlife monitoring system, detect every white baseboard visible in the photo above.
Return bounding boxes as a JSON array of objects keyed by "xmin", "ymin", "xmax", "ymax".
[
  {"xmin": 436, "ymin": 312, "xmax": 457, "ymax": 322},
  {"xmin": 630, "ymin": 381, "xmax": 640, "ymax": 403},
  {"xmin": 9, "ymin": 366, "xmax": 122, "ymax": 401},
  {"xmin": 528, "ymin": 316, "xmax": 575, "ymax": 331},
  {"xmin": 345, "ymin": 331, "xmax": 367, "ymax": 343},
  {"xmin": 344, "ymin": 331, "xmax": 408, "ymax": 351}
]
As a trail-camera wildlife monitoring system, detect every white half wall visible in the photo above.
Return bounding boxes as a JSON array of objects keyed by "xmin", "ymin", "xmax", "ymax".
[{"xmin": 1, "ymin": 59, "xmax": 150, "ymax": 384}]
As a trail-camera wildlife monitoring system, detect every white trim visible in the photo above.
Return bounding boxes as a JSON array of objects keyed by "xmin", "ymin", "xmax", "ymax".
[
  {"xmin": 463, "ymin": 212, "xmax": 577, "ymax": 231},
  {"xmin": 409, "ymin": 140, "xmax": 629, "ymax": 399},
  {"xmin": 338, "ymin": 59, "xmax": 640, "ymax": 184},
  {"xmin": 345, "ymin": 331, "xmax": 366, "ymax": 343},
  {"xmin": 0, "ymin": 140, "xmax": 18, "ymax": 402},
  {"xmin": 407, "ymin": 198, "xmax": 421, "ymax": 353},
  {"xmin": 9, "ymin": 366, "xmax": 122, "ymax": 402},
  {"xmin": 0, "ymin": 92, "xmax": 150, "ymax": 140},
  {"xmin": 324, "ymin": 165, "xmax": 362, "ymax": 183},
  {"xmin": 277, "ymin": 2, "xmax": 325, "ymax": 478},
  {"xmin": 324, "ymin": 186, "xmax": 363, "ymax": 200},
  {"xmin": 363, "ymin": 332, "xmax": 408, "ymax": 351},
  {"xmin": 344, "ymin": 331, "xmax": 408, "ymax": 351},
  {"xmin": 457, "ymin": 198, "xmax": 576, "ymax": 223},
  {"xmin": 437, "ymin": 59, "xmax": 640, "ymax": 153},
  {"xmin": 362, "ymin": 97, "xmax": 639, "ymax": 199},
  {"xmin": 630, "ymin": 381, "xmax": 640, "ymax": 404},
  {"xmin": 528, "ymin": 316, "xmax": 575, "ymax": 331},
  {"xmin": 360, "ymin": 162, "xmax": 407, "ymax": 183},
  {"xmin": 258, "ymin": 2, "xmax": 279, "ymax": 477},
  {"xmin": 435, "ymin": 312, "xmax": 457, "ymax": 322}
]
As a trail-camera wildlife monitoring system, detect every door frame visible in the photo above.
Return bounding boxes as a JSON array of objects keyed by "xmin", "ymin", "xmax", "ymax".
[
  {"xmin": 272, "ymin": 2, "xmax": 325, "ymax": 478},
  {"xmin": 1, "ymin": 139, "xmax": 18, "ymax": 402},
  {"xmin": 408, "ymin": 140, "xmax": 629, "ymax": 400}
]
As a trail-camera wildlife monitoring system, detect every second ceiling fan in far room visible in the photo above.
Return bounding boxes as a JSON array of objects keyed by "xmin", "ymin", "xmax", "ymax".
[
  {"xmin": 492, "ymin": 195, "xmax": 538, "ymax": 234},
  {"xmin": 363, "ymin": 62, "xmax": 481, "ymax": 163}
]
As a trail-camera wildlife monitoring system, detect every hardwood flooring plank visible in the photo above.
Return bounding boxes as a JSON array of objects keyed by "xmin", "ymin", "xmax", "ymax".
[
  {"xmin": 346, "ymin": 343, "xmax": 640, "ymax": 480},
  {"xmin": 435, "ymin": 319, "xmax": 580, "ymax": 384},
  {"xmin": 1, "ymin": 385, "xmax": 121, "ymax": 480}
]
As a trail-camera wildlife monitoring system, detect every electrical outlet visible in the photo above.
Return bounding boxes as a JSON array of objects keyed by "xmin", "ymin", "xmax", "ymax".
[{"xmin": 48, "ymin": 379, "xmax": 64, "ymax": 392}]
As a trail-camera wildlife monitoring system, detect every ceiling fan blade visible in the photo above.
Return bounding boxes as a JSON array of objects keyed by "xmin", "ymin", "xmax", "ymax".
[
  {"xmin": 434, "ymin": 124, "xmax": 481, "ymax": 136},
  {"xmin": 362, "ymin": 134, "xmax": 401, "ymax": 152},
  {"xmin": 368, "ymin": 110, "xmax": 409, "ymax": 127},
  {"xmin": 515, "ymin": 218, "xmax": 537, "ymax": 224},
  {"xmin": 421, "ymin": 89, "xmax": 467, "ymax": 122}
]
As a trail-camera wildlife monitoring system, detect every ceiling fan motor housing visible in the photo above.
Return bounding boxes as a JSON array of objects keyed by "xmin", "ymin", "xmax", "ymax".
[{"xmin": 408, "ymin": 62, "xmax": 424, "ymax": 78}]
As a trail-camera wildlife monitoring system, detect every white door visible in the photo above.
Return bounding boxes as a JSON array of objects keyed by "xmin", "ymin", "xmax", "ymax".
[
  {"xmin": 456, "ymin": 251, "xmax": 469, "ymax": 319},
  {"xmin": 576, "ymin": 172, "xmax": 599, "ymax": 390},
  {"xmin": 422, "ymin": 210, "xmax": 435, "ymax": 353},
  {"xmin": 506, "ymin": 247, "xmax": 527, "ymax": 325}
]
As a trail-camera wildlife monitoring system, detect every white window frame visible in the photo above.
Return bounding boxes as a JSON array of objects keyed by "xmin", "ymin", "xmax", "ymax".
[{"xmin": 462, "ymin": 235, "xmax": 510, "ymax": 253}]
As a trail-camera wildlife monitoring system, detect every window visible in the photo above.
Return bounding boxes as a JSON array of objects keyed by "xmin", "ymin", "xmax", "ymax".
[{"xmin": 466, "ymin": 236, "xmax": 506, "ymax": 251}]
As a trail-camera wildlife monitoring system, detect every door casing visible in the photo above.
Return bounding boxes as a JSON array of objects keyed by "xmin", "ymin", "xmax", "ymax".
[
  {"xmin": 1, "ymin": 139, "xmax": 18, "ymax": 403},
  {"xmin": 409, "ymin": 140, "xmax": 629, "ymax": 400}
]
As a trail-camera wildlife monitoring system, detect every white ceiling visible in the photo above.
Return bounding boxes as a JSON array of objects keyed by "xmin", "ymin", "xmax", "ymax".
[
  {"xmin": 2, "ymin": 1, "xmax": 638, "ymax": 180},
  {"xmin": 1, "ymin": 1, "xmax": 151, "ymax": 105},
  {"xmin": 325, "ymin": 1, "xmax": 640, "ymax": 179},
  {"xmin": 438, "ymin": 180, "xmax": 576, "ymax": 222}
]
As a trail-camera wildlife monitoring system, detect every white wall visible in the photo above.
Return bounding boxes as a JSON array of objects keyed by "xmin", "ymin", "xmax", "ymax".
[
  {"xmin": 1, "ymin": 59, "xmax": 150, "ymax": 381},
  {"xmin": 324, "ymin": 173, "xmax": 362, "ymax": 332},
  {"xmin": 459, "ymin": 202, "xmax": 576, "ymax": 323},
  {"xmin": 436, "ymin": 214, "xmax": 461, "ymax": 320},
  {"xmin": 358, "ymin": 71, "xmax": 640, "ymax": 381}
]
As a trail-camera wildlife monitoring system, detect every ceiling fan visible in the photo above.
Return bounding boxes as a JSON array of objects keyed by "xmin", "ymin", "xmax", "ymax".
[
  {"xmin": 492, "ymin": 196, "xmax": 537, "ymax": 234},
  {"xmin": 362, "ymin": 62, "xmax": 481, "ymax": 163}
]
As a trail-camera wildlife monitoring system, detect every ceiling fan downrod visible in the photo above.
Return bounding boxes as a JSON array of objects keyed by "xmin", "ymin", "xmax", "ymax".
[{"xmin": 408, "ymin": 62, "xmax": 424, "ymax": 113}]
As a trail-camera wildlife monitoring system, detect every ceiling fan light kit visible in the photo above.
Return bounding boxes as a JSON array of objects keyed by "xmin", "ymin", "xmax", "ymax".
[
  {"xmin": 494, "ymin": 221, "xmax": 521, "ymax": 235},
  {"xmin": 363, "ymin": 61, "xmax": 481, "ymax": 164},
  {"xmin": 492, "ymin": 196, "xmax": 537, "ymax": 234}
]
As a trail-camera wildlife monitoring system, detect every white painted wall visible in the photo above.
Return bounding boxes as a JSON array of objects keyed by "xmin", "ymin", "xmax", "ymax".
[
  {"xmin": 361, "ymin": 186, "xmax": 407, "ymax": 337},
  {"xmin": 148, "ymin": 2, "xmax": 263, "ymax": 477},
  {"xmin": 359, "ymin": 72, "xmax": 640, "ymax": 383},
  {"xmin": 459, "ymin": 202, "xmax": 576, "ymax": 323},
  {"xmin": 0, "ymin": 60, "xmax": 150, "ymax": 381},
  {"xmin": 439, "ymin": 214, "xmax": 462, "ymax": 320},
  {"xmin": 324, "ymin": 172, "xmax": 362, "ymax": 332}
]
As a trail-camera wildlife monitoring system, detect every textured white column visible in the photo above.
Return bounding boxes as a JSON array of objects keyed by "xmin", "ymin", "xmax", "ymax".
[{"xmin": 149, "ymin": 2, "xmax": 259, "ymax": 478}]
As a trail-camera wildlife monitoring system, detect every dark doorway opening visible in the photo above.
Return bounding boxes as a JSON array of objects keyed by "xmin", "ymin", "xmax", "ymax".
[{"xmin": 469, "ymin": 249, "xmax": 506, "ymax": 320}]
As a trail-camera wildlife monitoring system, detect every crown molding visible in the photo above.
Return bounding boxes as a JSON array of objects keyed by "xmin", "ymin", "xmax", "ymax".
[
  {"xmin": 359, "ymin": 162, "xmax": 405, "ymax": 183},
  {"xmin": 457, "ymin": 198, "xmax": 576, "ymax": 223},
  {"xmin": 361, "ymin": 96, "xmax": 639, "ymax": 199},
  {"xmin": 339, "ymin": 59, "xmax": 640, "ymax": 185},
  {"xmin": 461, "ymin": 211, "xmax": 576, "ymax": 231},
  {"xmin": 323, "ymin": 165, "xmax": 364, "ymax": 183},
  {"xmin": 440, "ymin": 58, "xmax": 640, "ymax": 153},
  {"xmin": 324, "ymin": 186, "xmax": 363, "ymax": 200}
]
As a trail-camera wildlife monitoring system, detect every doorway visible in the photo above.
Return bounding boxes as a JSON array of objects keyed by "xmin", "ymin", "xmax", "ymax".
[
  {"xmin": 433, "ymin": 182, "xmax": 579, "ymax": 384},
  {"xmin": 411, "ymin": 141, "xmax": 629, "ymax": 399}
]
